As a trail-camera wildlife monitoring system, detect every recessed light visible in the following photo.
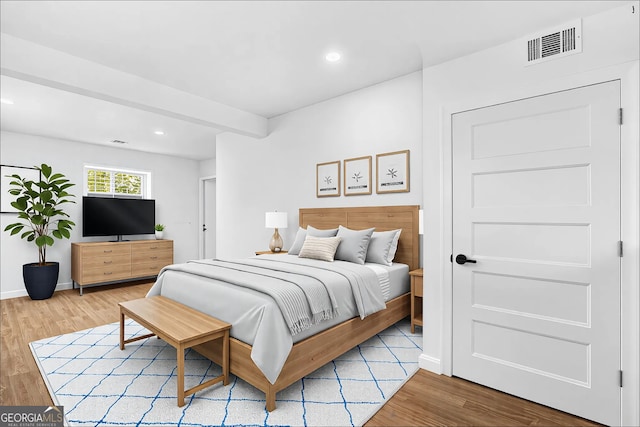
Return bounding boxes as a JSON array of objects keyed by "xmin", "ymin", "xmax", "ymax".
[
  {"xmin": 154, "ymin": 130, "xmax": 165, "ymax": 135},
  {"xmin": 0, "ymin": 98, "xmax": 14, "ymax": 105},
  {"xmin": 325, "ymin": 52, "xmax": 341, "ymax": 62}
]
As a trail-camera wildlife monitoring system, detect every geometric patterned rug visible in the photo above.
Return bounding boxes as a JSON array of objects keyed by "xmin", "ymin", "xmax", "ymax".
[{"xmin": 30, "ymin": 318, "xmax": 422, "ymax": 426}]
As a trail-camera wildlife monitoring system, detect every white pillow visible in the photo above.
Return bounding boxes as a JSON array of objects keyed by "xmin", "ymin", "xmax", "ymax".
[
  {"xmin": 334, "ymin": 225, "xmax": 374, "ymax": 265},
  {"xmin": 366, "ymin": 229, "xmax": 402, "ymax": 266},
  {"xmin": 298, "ymin": 236, "xmax": 342, "ymax": 262}
]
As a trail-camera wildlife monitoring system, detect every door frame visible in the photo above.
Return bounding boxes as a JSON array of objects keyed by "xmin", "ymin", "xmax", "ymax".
[
  {"xmin": 438, "ymin": 63, "xmax": 638, "ymax": 425},
  {"xmin": 198, "ymin": 175, "xmax": 216, "ymax": 259}
]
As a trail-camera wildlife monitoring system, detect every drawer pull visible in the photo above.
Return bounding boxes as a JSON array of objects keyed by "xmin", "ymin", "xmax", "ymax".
[
  {"xmin": 103, "ymin": 250, "xmax": 112, "ymax": 253},
  {"xmin": 150, "ymin": 256, "xmax": 158, "ymax": 260},
  {"xmin": 104, "ymin": 261, "xmax": 112, "ymax": 264},
  {"xmin": 150, "ymin": 246, "xmax": 158, "ymax": 250},
  {"xmin": 104, "ymin": 272, "xmax": 113, "ymax": 275}
]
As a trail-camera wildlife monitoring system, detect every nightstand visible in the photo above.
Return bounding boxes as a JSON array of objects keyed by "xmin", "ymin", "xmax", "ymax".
[
  {"xmin": 409, "ymin": 268, "xmax": 423, "ymax": 333},
  {"xmin": 255, "ymin": 250, "xmax": 288, "ymax": 255}
]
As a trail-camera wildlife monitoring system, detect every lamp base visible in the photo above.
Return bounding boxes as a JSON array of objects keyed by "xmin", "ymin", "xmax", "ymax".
[{"xmin": 269, "ymin": 228, "xmax": 283, "ymax": 252}]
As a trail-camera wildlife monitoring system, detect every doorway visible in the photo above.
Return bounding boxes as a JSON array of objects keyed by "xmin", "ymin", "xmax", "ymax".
[{"xmin": 199, "ymin": 176, "xmax": 216, "ymax": 259}]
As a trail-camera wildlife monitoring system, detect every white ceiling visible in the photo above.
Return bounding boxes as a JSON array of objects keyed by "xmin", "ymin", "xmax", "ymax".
[{"xmin": 0, "ymin": 1, "xmax": 628, "ymax": 160}]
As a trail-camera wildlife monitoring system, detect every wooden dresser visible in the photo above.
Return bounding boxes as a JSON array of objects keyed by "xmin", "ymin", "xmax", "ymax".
[{"xmin": 71, "ymin": 240, "xmax": 173, "ymax": 295}]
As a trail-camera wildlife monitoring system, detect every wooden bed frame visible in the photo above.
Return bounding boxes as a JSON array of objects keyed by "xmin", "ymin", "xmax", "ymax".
[{"xmin": 193, "ymin": 205, "xmax": 420, "ymax": 411}]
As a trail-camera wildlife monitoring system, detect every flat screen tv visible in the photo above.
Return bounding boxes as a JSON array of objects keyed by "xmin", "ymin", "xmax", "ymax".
[{"xmin": 83, "ymin": 196, "xmax": 155, "ymax": 241}]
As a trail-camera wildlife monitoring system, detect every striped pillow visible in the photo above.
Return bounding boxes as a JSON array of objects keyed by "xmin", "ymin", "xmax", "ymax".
[{"xmin": 298, "ymin": 235, "xmax": 342, "ymax": 262}]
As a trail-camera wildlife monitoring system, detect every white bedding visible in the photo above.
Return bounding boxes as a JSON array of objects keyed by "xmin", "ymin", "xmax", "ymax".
[{"xmin": 146, "ymin": 254, "xmax": 409, "ymax": 384}]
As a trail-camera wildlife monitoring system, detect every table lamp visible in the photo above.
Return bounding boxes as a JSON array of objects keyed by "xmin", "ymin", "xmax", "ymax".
[{"xmin": 265, "ymin": 211, "xmax": 288, "ymax": 252}]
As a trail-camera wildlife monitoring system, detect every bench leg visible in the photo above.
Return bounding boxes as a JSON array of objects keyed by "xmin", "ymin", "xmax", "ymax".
[
  {"xmin": 266, "ymin": 385, "xmax": 276, "ymax": 412},
  {"xmin": 119, "ymin": 310, "xmax": 125, "ymax": 350},
  {"xmin": 222, "ymin": 330, "xmax": 229, "ymax": 385},
  {"xmin": 177, "ymin": 344, "xmax": 185, "ymax": 407}
]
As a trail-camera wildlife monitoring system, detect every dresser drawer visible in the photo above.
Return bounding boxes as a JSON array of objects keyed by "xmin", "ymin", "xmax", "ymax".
[
  {"xmin": 81, "ymin": 244, "xmax": 131, "ymax": 258},
  {"xmin": 82, "ymin": 264, "xmax": 131, "ymax": 284},
  {"xmin": 132, "ymin": 249, "xmax": 173, "ymax": 264},
  {"xmin": 131, "ymin": 260, "xmax": 170, "ymax": 277},
  {"xmin": 82, "ymin": 254, "xmax": 131, "ymax": 269},
  {"xmin": 133, "ymin": 240, "xmax": 173, "ymax": 252}
]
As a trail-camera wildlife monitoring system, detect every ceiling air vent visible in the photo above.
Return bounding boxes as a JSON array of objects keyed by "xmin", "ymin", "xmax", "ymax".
[
  {"xmin": 110, "ymin": 139, "xmax": 127, "ymax": 144},
  {"xmin": 526, "ymin": 19, "xmax": 582, "ymax": 65}
]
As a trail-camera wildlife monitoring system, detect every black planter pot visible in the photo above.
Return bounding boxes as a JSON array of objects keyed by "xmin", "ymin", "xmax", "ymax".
[{"xmin": 22, "ymin": 262, "xmax": 59, "ymax": 300}]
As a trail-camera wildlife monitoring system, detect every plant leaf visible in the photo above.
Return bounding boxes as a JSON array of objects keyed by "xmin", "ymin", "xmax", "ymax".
[
  {"xmin": 41, "ymin": 164, "xmax": 52, "ymax": 178},
  {"xmin": 9, "ymin": 225, "xmax": 24, "ymax": 235},
  {"xmin": 35, "ymin": 235, "xmax": 47, "ymax": 247},
  {"xmin": 40, "ymin": 190, "xmax": 53, "ymax": 203},
  {"xmin": 10, "ymin": 199, "xmax": 27, "ymax": 211}
]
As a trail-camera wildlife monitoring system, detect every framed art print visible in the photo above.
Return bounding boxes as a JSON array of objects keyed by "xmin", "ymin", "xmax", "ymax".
[
  {"xmin": 1, "ymin": 165, "xmax": 41, "ymax": 213},
  {"xmin": 316, "ymin": 160, "xmax": 340, "ymax": 197},
  {"xmin": 376, "ymin": 150, "xmax": 410, "ymax": 194},
  {"xmin": 344, "ymin": 156, "xmax": 372, "ymax": 196}
]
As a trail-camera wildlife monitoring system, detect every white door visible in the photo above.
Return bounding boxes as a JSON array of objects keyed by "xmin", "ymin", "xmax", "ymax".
[
  {"xmin": 203, "ymin": 177, "xmax": 216, "ymax": 259},
  {"xmin": 452, "ymin": 81, "xmax": 621, "ymax": 425}
]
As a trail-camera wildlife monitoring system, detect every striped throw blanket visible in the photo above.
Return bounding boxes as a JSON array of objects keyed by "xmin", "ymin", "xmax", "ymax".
[{"xmin": 161, "ymin": 259, "xmax": 339, "ymax": 335}]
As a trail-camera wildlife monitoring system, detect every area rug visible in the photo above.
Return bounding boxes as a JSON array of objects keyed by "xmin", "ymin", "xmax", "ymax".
[{"xmin": 30, "ymin": 318, "xmax": 422, "ymax": 426}]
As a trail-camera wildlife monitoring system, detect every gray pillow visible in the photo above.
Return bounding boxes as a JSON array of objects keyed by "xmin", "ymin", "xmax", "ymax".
[
  {"xmin": 307, "ymin": 225, "xmax": 339, "ymax": 237},
  {"xmin": 289, "ymin": 225, "xmax": 338, "ymax": 255},
  {"xmin": 288, "ymin": 227, "xmax": 307, "ymax": 255},
  {"xmin": 289, "ymin": 226, "xmax": 339, "ymax": 255},
  {"xmin": 334, "ymin": 225, "xmax": 375, "ymax": 265},
  {"xmin": 366, "ymin": 229, "xmax": 402, "ymax": 266}
]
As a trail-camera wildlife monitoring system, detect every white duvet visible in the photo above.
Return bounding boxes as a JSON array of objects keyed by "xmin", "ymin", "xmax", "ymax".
[{"xmin": 146, "ymin": 255, "xmax": 388, "ymax": 384}]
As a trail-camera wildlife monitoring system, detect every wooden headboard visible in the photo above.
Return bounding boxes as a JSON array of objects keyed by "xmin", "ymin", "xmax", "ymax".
[{"xmin": 299, "ymin": 205, "xmax": 420, "ymax": 271}]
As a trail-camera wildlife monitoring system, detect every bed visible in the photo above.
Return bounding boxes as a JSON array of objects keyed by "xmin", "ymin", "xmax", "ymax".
[{"xmin": 148, "ymin": 205, "xmax": 420, "ymax": 411}]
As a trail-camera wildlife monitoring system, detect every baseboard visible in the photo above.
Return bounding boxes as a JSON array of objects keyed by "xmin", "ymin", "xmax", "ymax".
[
  {"xmin": 1, "ymin": 281, "xmax": 73, "ymax": 300},
  {"xmin": 419, "ymin": 352, "xmax": 442, "ymax": 374}
]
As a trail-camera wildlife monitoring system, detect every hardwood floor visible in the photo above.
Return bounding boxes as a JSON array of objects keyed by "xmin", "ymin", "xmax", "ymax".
[{"xmin": 1, "ymin": 283, "xmax": 600, "ymax": 426}]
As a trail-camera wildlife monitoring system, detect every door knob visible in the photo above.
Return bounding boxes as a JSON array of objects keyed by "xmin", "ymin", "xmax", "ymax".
[{"xmin": 455, "ymin": 254, "xmax": 477, "ymax": 265}]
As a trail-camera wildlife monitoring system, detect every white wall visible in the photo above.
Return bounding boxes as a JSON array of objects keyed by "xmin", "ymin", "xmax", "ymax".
[
  {"xmin": 199, "ymin": 158, "xmax": 216, "ymax": 177},
  {"xmin": 0, "ymin": 131, "xmax": 201, "ymax": 299},
  {"xmin": 421, "ymin": 3, "xmax": 639, "ymax": 425},
  {"xmin": 216, "ymin": 71, "xmax": 423, "ymax": 258}
]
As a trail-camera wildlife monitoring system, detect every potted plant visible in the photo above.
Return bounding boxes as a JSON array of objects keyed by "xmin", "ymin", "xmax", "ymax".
[
  {"xmin": 154, "ymin": 224, "xmax": 165, "ymax": 240},
  {"xmin": 4, "ymin": 164, "xmax": 75, "ymax": 300}
]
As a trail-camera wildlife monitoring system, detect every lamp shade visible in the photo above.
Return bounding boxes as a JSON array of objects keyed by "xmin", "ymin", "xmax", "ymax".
[{"xmin": 265, "ymin": 212, "xmax": 288, "ymax": 229}]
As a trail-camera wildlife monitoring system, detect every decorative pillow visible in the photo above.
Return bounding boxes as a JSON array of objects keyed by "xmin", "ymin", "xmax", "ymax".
[
  {"xmin": 298, "ymin": 236, "xmax": 342, "ymax": 262},
  {"xmin": 307, "ymin": 225, "xmax": 339, "ymax": 237},
  {"xmin": 288, "ymin": 227, "xmax": 307, "ymax": 255},
  {"xmin": 366, "ymin": 229, "xmax": 402, "ymax": 266},
  {"xmin": 334, "ymin": 225, "xmax": 375, "ymax": 265}
]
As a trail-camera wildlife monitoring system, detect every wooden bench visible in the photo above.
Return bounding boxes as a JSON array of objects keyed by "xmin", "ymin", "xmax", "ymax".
[{"xmin": 118, "ymin": 295, "xmax": 231, "ymax": 406}]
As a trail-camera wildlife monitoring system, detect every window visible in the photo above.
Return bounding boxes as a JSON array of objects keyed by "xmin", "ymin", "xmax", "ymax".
[{"xmin": 85, "ymin": 166, "xmax": 150, "ymax": 199}]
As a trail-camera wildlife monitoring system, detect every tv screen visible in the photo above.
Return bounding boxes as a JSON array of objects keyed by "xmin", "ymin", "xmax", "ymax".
[{"xmin": 83, "ymin": 196, "xmax": 155, "ymax": 238}]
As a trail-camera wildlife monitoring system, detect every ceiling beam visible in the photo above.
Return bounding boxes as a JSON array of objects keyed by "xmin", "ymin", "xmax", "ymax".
[{"xmin": 1, "ymin": 34, "xmax": 268, "ymax": 138}]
